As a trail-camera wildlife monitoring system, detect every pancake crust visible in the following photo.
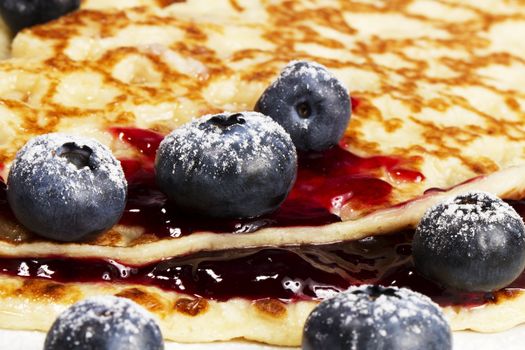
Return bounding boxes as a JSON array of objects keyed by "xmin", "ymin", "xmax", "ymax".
[
  {"xmin": 0, "ymin": 0, "xmax": 525, "ymax": 345},
  {"xmin": 0, "ymin": 272, "xmax": 523, "ymax": 346}
]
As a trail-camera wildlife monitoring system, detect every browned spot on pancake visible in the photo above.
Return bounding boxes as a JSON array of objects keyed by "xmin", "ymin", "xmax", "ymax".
[
  {"xmin": 91, "ymin": 229, "xmax": 123, "ymax": 245},
  {"xmin": 129, "ymin": 233, "xmax": 160, "ymax": 245},
  {"xmin": 231, "ymin": 49, "xmax": 270, "ymax": 62},
  {"xmin": 180, "ymin": 22, "xmax": 208, "ymax": 42},
  {"xmin": 502, "ymin": 185, "xmax": 525, "ymax": 201},
  {"xmin": 253, "ymin": 298, "xmax": 287, "ymax": 318},
  {"xmin": 491, "ymin": 289, "xmax": 524, "ymax": 304},
  {"xmin": 384, "ymin": 118, "xmax": 403, "ymax": 132},
  {"xmin": 241, "ymin": 68, "xmax": 278, "ymax": 83},
  {"xmin": 0, "ymin": 278, "xmax": 20, "ymax": 297},
  {"xmin": 506, "ymin": 97, "xmax": 521, "ymax": 112},
  {"xmin": 428, "ymin": 98, "xmax": 450, "ymax": 112},
  {"xmin": 115, "ymin": 287, "xmax": 166, "ymax": 315},
  {"xmin": 268, "ymin": 1, "xmax": 356, "ymax": 36},
  {"xmin": 355, "ymin": 99, "xmax": 384, "ymax": 123},
  {"xmin": 296, "ymin": 25, "xmax": 345, "ymax": 49},
  {"xmin": 157, "ymin": 0, "xmax": 186, "ymax": 7},
  {"xmin": 174, "ymin": 297, "xmax": 209, "ymax": 316},
  {"xmin": 29, "ymin": 24, "xmax": 78, "ymax": 41},
  {"xmin": 466, "ymin": 157, "xmax": 499, "ymax": 175},
  {"xmin": 229, "ymin": 0, "xmax": 244, "ymax": 12},
  {"xmin": 17, "ymin": 280, "xmax": 82, "ymax": 303},
  {"xmin": 343, "ymin": 122, "xmax": 382, "ymax": 155}
]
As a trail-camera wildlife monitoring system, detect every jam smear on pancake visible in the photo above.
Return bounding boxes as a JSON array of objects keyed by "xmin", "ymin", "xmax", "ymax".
[
  {"xmin": 0, "ymin": 139, "xmax": 521, "ymax": 308},
  {"xmin": 111, "ymin": 127, "xmax": 164, "ymax": 160},
  {"xmin": 111, "ymin": 127, "xmax": 423, "ymax": 237},
  {"xmin": 0, "ymin": 223, "xmax": 523, "ymax": 307}
]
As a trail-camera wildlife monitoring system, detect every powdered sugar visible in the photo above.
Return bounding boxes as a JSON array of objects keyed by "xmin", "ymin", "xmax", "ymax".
[
  {"xmin": 305, "ymin": 285, "xmax": 450, "ymax": 348},
  {"xmin": 279, "ymin": 60, "xmax": 341, "ymax": 85},
  {"xmin": 44, "ymin": 296, "xmax": 163, "ymax": 349},
  {"xmin": 6, "ymin": 133, "xmax": 128, "ymax": 241},
  {"xmin": 417, "ymin": 191, "xmax": 525, "ymax": 254},
  {"xmin": 8, "ymin": 133, "xmax": 127, "ymax": 210},
  {"xmin": 333, "ymin": 286, "xmax": 446, "ymax": 328},
  {"xmin": 157, "ymin": 111, "xmax": 296, "ymax": 179},
  {"xmin": 271, "ymin": 60, "xmax": 348, "ymax": 100},
  {"xmin": 265, "ymin": 60, "xmax": 348, "ymax": 103},
  {"xmin": 255, "ymin": 60, "xmax": 351, "ymax": 151}
]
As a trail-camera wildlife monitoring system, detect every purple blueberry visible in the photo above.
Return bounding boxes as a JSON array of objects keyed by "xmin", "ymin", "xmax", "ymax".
[
  {"xmin": 302, "ymin": 285, "xmax": 451, "ymax": 350},
  {"xmin": 155, "ymin": 111, "xmax": 297, "ymax": 219},
  {"xmin": 0, "ymin": 0, "xmax": 80, "ymax": 33},
  {"xmin": 7, "ymin": 134, "xmax": 127, "ymax": 242},
  {"xmin": 255, "ymin": 60, "xmax": 351, "ymax": 151},
  {"xmin": 413, "ymin": 192, "xmax": 525, "ymax": 292},
  {"xmin": 44, "ymin": 296, "xmax": 164, "ymax": 350}
]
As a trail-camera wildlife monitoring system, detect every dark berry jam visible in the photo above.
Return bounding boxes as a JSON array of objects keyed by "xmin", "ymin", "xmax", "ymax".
[
  {"xmin": 0, "ymin": 227, "xmax": 523, "ymax": 307},
  {"xmin": 351, "ymin": 96, "xmax": 361, "ymax": 112},
  {"xmin": 112, "ymin": 127, "xmax": 424, "ymax": 237},
  {"xmin": 110, "ymin": 127, "xmax": 164, "ymax": 160},
  {"xmin": 119, "ymin": 157, "xmax": 340, "ymax": 237},
  {"xmin": 0, "ymin": 134, "xmax": 523, "ymax": 307}
]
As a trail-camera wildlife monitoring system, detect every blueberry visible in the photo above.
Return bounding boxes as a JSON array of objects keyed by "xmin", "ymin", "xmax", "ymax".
[
  {"xmin": 155, "ymin": 111, "xmax": 297, "ymax": 219},
  {"xmin": 255, "ymin": 60, "xmax": 351, "ymax": 151},
  {"xmin": 7, "ymin": 134, "xmax": 127, "ymax": 242},
  {"xmin": 302, "ymin": 285, "xmax": 451, "ymax": 350},
  {"xmin": 0, "ymin": 0, "xmax": 80, "ymax": 34},
  {"xmin": 413, "ymin": 192, "xmax": 525, "ymax": 292},
  {"xmin": 44, "ymin": 296, "xmax": 164, "ymax": 350}
]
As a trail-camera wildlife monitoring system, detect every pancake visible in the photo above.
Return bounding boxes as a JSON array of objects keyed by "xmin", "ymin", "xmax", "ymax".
[{"xmin": 0, "ymin": 0, "xmax": 524, "ymax": 346}]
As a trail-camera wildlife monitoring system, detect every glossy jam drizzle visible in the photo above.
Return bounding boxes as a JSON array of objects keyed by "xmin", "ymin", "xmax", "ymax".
[
  {"xmin": 110, "ymin": 127, "xmax": 424, "ymax": 237},
  {"xmin": 111, "ymin": 127, "xmax": 164, "ymax": 159},
  {"xmin": 0, "ymin": 226, "xmax": 523, "ymax": 306},
  {"xmin": 0, "ymin": 137, "xmax": 522, "ymax": 307}
]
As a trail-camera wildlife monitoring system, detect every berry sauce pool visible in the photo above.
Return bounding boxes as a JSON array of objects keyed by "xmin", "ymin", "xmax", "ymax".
[
  {"xmin": 0, "ymin": 128, "xmax": 522, "ymax": 307},
  {"xmin": 0, "ymin": 224, "xmax": 524, "ymax": 306}
]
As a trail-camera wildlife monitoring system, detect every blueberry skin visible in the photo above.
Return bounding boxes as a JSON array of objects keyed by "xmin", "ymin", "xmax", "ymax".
[
  {"xmin": 0, "ymin": 0, "xmax": 80, "ymax": 34},
  {"xmin": 155, "ymin": 111, "xmax": 297, "ymax": 219},
  {"xmin": 7, "ymin": 134, "xmax": 127, "ymax": 242},
  {"xmin": 413, "ymin": 192, "xmax": 525, "ymax": 292},
  {"xmin": 302, "ymin": 285, "xmax": 451, "ymax": 350},
  {"xmin": 255, "ymin": 60, "xmax": 351, "ymax": 151},
  {"xmin": 44, "ymin": 296, "xmax": 164, "ymax": 350}
]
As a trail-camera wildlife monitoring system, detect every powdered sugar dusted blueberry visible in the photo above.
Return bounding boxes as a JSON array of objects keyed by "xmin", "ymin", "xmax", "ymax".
[
  {"xmin": 44, "ymin": 296, "xmax": 164, "ymax": 350},
  {"xmin": 413, "ymin": 192, "xmax": 525, "ymax": 292},
  {"xmin": 279, "ymin": 60, "xmax": 336, "ymax": 83},
  {"xmin": 303, "ymin": 285, "xmax": 451, "ymax": 350},
  {"xmin": 255, "ymin": 60, "xmax": 351, "ymax": 151},
  {"xmin": 155, "ymin": 111, "xmax": 297, "ymax": 219},
  {"xmin": 7, "ymin": 133, "xmax": 127, "ymax": 242}
]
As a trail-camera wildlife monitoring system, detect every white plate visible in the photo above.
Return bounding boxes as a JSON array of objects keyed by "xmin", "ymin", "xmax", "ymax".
[{"xmin": 2, "ymin": 326, "xmax": 524, "ymax": 350}]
